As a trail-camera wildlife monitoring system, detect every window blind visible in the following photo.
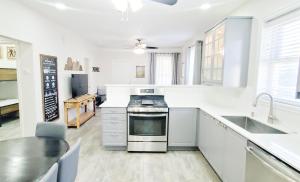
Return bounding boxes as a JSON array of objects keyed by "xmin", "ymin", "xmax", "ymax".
[{"xmin": 258, "ymin": 10, "xmax": 300, "ymax": 105}]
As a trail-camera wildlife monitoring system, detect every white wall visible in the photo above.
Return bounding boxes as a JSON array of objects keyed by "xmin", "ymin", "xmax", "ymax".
[
  {"xmin": 0, "ymin": 43, "xmax": 18, "ymax": 100},
  {"xmin": 226, "ymin": 0, "xmax": 300, "ymax": 129},
  {"xmin": 92, "ymin": 48, "xmax": 183, "ymax": 87},
  {"xmin": 0, "ymin": 0, "xmax": 98, "ymax": 136},
  {"xmin": 92, "ymin": 49, "xmax": 150, "ymax": 86},
  {"xmin": 179, "ymin": 0, "xmax": 300, "ymax": 130}
]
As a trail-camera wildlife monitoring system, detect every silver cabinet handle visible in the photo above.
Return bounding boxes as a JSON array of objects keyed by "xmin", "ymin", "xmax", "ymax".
[{"xmin": 129, "ymin": 113, "xmax": 167, "ymax": 117}]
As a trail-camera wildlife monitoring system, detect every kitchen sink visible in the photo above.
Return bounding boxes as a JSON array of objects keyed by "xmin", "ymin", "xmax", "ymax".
[{"xmin": 222, "ymin": 116, "xmax": 287, "ymax": 134}]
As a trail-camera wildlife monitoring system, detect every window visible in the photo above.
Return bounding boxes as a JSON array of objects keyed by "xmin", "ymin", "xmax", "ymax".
[
  {"xmin": 258, "ymin": 10, "xmax": 300, "ymax": 105},
  {"xmin": 155, "ymin": 54, "xmax": 173, "ymax": 85}
]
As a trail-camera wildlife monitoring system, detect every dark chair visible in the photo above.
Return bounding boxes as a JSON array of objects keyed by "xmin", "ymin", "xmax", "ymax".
[{"xmin": 35, "ymin": 122, "xmax": 66, "ymax": 140}]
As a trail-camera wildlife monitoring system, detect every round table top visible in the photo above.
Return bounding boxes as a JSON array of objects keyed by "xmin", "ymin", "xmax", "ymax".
[{"xmin": 0, "ymin": 137, "xmax": 69, "ymax": 182}]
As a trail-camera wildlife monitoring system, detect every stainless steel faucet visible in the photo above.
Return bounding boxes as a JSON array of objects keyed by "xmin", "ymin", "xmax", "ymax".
[{"xmin": 253, "ymin": 92, "xmax": 276, "ymax": 124}]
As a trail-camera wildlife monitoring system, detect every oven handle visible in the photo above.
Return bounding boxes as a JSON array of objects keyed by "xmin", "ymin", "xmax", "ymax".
[{"xmin": 128, "ymin": 113, "xmax": 167, "ymax": 117}]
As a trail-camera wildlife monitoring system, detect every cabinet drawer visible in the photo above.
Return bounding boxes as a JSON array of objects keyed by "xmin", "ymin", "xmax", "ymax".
[
  {"xmin": 103, "ymin": 132, "xmax": 126, "ymax": 146},
  {"xmin": 101, "ymin": 108, "xmax": 126, "ymax": 114},
  {"xmin": 103, "ymin": 120, "xmax": 126, "ymax": 131},
  {"xmin": 101, "ymin": 114, "xmax": 126, "ymax": 121}
]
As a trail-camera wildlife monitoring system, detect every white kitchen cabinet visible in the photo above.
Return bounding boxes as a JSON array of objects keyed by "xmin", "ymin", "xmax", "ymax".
[
  {"xmin": 168, "ymin": 108, "xmax": 197, "ymax": 147},
  {"xmin": 200, "ymin": 111, "xmax": 225, "ymax": 178},
  {"xmin": 198, "ymin": 110, "xmax": 247, "ymax": 181},
  {"xmin": 101, "ymin": 108, "xmax": 127, "ymax": 147},
  {"xmin": 202, "ymin": 17, "xmax": 252, "ymax": 87},
  {"xmin": 223, "ymin": 127, "xmax": 247, "ymax": 182}
]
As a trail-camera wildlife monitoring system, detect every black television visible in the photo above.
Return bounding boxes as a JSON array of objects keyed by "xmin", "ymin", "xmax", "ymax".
[{"xmin": 71, "ymin": 74, "xmax": 88, "ymax": 98}]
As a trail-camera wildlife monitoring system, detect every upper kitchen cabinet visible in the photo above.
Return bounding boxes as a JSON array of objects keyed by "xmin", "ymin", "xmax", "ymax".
[{"xmin": 202, "ymin": 17, "xmax": 252, "ymax": 87}]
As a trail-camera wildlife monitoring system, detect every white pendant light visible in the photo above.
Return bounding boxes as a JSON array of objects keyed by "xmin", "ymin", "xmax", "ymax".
[
  {"xmin": 133, "ymin": 48, "xmax": 145, "ymax": 54},
  {"xmin": 200, "ymin": 3, "xmax": 211, "ymax": 10},
  {"xmin": 112, "ymin": 0, "xmax": 143, "ymax": 13}
]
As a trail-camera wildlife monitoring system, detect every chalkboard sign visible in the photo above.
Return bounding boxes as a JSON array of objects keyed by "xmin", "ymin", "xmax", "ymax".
[{"xmin": 40, "ymin": 54, "xmax": 59, "ymax": 122}]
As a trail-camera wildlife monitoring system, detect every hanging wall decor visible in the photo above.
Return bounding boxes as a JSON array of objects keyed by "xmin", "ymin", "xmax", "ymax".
[
  {"xmin": 40, "ymin": 54, "xmax": 59, "ymax": 122},
  {"xmin": 136, "ymin": 66, "xmax": 145, "ymax": 78},
  {"xmin": 92, "ymin": 67, "xmax": 100, "ymax": 72},
  {"xmin": 64, "ymin": 57, "xmax": 83, "ymax": 71},
  {"xmin": 7, "ymin": 46, "xmax": 16, "ymax": 60}
]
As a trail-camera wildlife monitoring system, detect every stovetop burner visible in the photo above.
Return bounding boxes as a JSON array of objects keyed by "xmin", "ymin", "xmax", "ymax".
[{"xmin": 127, "ymin": 95, "xmax": 168, "ymax": 113}]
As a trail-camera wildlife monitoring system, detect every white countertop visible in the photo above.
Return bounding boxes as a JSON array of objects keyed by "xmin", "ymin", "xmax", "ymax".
[
  {"xmin": 0, "ymin": 99, "xmax": 19, "ymax": 107},
  {"xmin": 100, "ymin": 99, "xmax": 300, "ymax": 171},
  {"xmin": 100, "ymin": 99, "xmax": 129, "ymax": 108}
]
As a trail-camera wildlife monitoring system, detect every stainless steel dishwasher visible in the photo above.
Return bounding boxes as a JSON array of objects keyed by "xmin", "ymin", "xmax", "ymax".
[{"xmin": 246, "ymin": 141, "xmax": 300, "ymax": 182}]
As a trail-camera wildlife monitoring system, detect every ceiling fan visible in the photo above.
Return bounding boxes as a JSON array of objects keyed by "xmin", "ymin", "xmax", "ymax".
[
  {"xmin": 149, "ymin": 0, "xmax": 178, "ymax": 5},
  {"xmin": 133, "ymin": 39, "xmax": 158, "ymax": 54}
]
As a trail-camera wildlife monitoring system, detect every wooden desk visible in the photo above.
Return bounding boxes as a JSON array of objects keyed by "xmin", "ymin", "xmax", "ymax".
[{"xmin": 64, "ymin": 94, "xmax": 96, "ymax": 128}]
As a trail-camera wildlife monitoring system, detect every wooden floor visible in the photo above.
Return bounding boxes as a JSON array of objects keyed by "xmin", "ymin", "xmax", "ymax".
[
  {"xmin": 0, "ymin": 118, "xmax": 21, "ymax": 141},
  {"xmin": 66, "ymin": 109, "xmax": 221, "ymax": 182}
]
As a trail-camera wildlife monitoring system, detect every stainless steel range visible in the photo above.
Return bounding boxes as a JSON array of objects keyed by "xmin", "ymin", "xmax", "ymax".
[{"xmin": 127, "ymin": 88, "xmax": 168, "ymax": 152}]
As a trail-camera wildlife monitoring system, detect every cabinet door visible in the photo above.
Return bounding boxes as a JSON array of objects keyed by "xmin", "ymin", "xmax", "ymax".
[
  {"xmin": 202, "ymin": 32, "xmax": 214, "ymax": 83},
  {"xmin": 168, "ymin": 108, "xmax": 197, "ymax": 147},
  {"xmin": 198, "ymin": 111, "xmax": 209, "ymax": 153},
  {"xmin": 211, "ymin": 25, "xmax": 224, "ymax": 83},
  {"xmin": 209, "ymin": 119, "xmax": 226, "ymax": 178},
  {"xmin": 223, "ymin": 128, "xmax": 247, "ymax": 182},
  {"xmin": 199, "ymin": 111, "xmax": 225, "ymax": 178}
]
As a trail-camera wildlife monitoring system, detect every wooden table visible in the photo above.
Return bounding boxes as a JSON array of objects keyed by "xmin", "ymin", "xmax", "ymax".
[
  {"xmin": 0, "ymin": 137, "xmax": 69, "ymax": 182},
  {"xmin": 64, "ymin": 94, "xmax": 96, "ymax": 128},
  {"xmin": 0, "ymin": 100, "xmax": 19, "ymax": 127}
]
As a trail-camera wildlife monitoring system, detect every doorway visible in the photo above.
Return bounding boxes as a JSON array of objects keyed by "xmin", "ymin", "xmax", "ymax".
[{"xmin": 0, "ymin": 36, "xmax": 21, "ymax": 140}]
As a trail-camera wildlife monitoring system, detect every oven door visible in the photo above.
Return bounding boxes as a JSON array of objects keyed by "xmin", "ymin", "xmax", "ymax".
[{"xmin": 128, "ymin": 113, "xmax": 168, "ymax": 142}]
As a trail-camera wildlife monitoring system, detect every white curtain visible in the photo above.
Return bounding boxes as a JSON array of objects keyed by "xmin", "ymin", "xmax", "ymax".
[
  {"xmin": 185, "ymin": 41, "xmax": 203, "ymax": 85},
  {"xmin": 149, "ymin": 53, "xmax": 180, "ymax": 85}
]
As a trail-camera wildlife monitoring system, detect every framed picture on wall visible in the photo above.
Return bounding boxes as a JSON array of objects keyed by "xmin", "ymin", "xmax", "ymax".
[
  {"xmin": 7, "ymin": 47, "xmax": 16, "ymax": 60},
  {"xmin": 136, "ymin": 66, "xmax": 145, "ymax": 78},
  {"xmin": 40, "ymin": 54, "xmax": 59, "ymax": 122},
  {"xmin": 92, "ymin": 67, "xmax": 100, "ymax": 72}
]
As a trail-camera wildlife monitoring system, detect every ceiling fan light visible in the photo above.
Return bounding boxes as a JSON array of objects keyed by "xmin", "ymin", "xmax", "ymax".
[
  {"xmin": 133, "ymin": 48, "xmax": 145, "ymax": 54},
  {"xmin": 55, "ymin": 2, "xmax": 67, "ymax": 10},
  {"xmin": 200, "ymin": 3, "xmax": 211, "ymax": 10},
  {"xmin": 112, "ymin": 0, "xmax": 128, "ymax": 12},
  {"xmin": 129, "ymin": 0, "xmax": 143, "ymax": 12}
]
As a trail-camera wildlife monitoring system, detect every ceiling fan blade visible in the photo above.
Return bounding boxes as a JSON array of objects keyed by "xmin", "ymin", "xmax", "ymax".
[
  {"xmin": 146, "ymin": 46, "xmax": 159, "ymax": 49},
  {"xmin": 149, "ymin": 0, "xmax": 177, "ymax": 5}
]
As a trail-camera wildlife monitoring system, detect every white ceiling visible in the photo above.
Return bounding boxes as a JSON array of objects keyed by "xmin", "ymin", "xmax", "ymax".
[{"xmin": 17, "ymin": 0, "xmax": 249, "ymax": 49}]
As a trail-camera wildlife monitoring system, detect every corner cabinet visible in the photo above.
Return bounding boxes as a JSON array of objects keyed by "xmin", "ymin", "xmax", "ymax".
[
  {"xmin": 168, "ymin": 108, "xmax": 198, "ymax": 147},
  {"xmin": 198, "ymin": 110, "xmax": 247, "ymax": 182},
  {"xmin": 202, "ymin": 17, "xmax": 252, "ymax": 87}
]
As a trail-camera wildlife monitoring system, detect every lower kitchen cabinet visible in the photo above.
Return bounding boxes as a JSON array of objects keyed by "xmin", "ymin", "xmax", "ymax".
[
  {"xmin": 101, "ymin": 107, "xmax": 127, "ymax": 147},
  {"xmin": 168, "ymin": 108, "xmax": 197, "ymax": 147},
  {"xmin": 199, "ymin": 110, "xmax": 225, "ymax": 177},
  {"xmin": 223, "ymin": 127, "xmax": 247, "ymax": 182},
  {"xmin": 198, "ymin": 110, "xmax": 247, "ymax": 182}
]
